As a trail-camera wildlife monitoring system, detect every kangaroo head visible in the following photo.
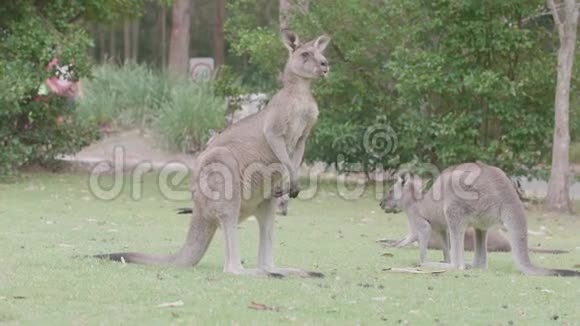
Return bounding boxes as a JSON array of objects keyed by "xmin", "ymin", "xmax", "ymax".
[
  {"xmin": 282, "ymin": 30, "xmax": 330, "ymax": 80},
  {"xmin": 380, "ymin": 174, "xmax": 424, "ymax": 214}
]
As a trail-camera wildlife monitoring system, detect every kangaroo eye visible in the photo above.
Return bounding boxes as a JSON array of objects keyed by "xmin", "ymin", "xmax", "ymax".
[{"xmin": 301, "ymin": 52, "xmax": 311, "ymax": 58}]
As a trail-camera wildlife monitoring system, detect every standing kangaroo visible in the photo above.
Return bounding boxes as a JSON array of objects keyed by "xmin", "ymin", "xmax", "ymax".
[
  {"xmin": 95, "ymin": 31, "xmax": 330, "ymax": 278},
  {"xmin": 380, "ymin": 162, "xmax": 580, "ymax": 276}
]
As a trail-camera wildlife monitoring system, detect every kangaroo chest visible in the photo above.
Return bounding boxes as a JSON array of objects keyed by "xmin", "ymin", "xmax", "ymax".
[{"xmin": 286, "ymin": 104, "xmax": 318, "ymax": 154}]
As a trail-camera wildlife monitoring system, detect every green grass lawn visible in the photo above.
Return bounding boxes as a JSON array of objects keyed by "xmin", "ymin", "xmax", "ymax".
[{"xmin": 1, "ymin": 172, "xmax": 579, "ymax": 325}]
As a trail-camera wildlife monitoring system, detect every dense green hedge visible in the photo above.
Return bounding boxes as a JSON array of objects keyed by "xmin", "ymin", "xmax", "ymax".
[
  {"xmin": 0, "ymin": 1, "xmax": 163, "ymax": 179},
  {"xmin": 0, "ymin": 2, "xmax": 96, "ymax": 179}
]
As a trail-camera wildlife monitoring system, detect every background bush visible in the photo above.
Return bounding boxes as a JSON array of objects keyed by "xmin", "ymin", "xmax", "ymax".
[
  {"xmin": 77, "ymin": 63, "xmax": 170, "ymax": 130},
  {"xmin": 0, "ymin": 1, "xmax": 154, "ymax": 180},
  {"xmin": 79, "ymin": 63, "xmax": 226, "ymax": 154},
  {"xmin": 155, "ymin": 81, "xmax": 226, "ymax": 153}
]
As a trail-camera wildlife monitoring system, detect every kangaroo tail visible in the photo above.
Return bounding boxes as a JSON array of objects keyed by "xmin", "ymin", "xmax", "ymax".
[
  {"xmin": 503, "ymin": 204, "xmax": 579, "ymax": 277},
  {"xmin": 528, "ymin": 248, "xmax": 570, "ymax": 254},
  {"xmin": 548, "ymin": 269, "xmax": 580, "ymax": 277},
  {"xmin": 95, "ymin": 208, "xmax": 217, "ymax": 267}
]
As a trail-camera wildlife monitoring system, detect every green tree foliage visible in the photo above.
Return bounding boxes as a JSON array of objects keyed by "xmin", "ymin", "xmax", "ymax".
[
  {"xmin": 227, "ymin": 0, "xmax": 558, "ymax": 176},
  {"xmin": 0, "ymin": 0, "xmax": 151, "ymax": 178}
]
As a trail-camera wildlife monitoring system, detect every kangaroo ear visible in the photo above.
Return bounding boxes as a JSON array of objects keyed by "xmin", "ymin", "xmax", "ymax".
[
  {"xmin": 398, "ymin": 173, "xmax": 410, "ymax": 187},
  {"xmin": 281, "ymin": 30, "xmax": 300, "ymax": 52},
  {"xmin": 314, "ymin": 35, "xmax": 331, "ymax": 52}
]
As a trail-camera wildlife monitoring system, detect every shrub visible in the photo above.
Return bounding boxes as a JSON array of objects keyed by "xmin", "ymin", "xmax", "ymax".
[
  {"xmin": 0, "ymin": 3, "xmax": 92, "ymax": 179},
  {"xmin": 78, "ymin": 63, "xmax": 227, "ymax": 153},
  {"xmin": 0, "ymin": 1, "xmax": 149, "ymax": 180},
  {"xmin": 77, "ymin": 63, "xmax": 170, "ymax": 130},
  {"xmin": 155, "ymin": 81, "xmax": 226, "ymax": 153},
  {"xmin": 0, "ymin": 95, "xmax": 99, "ymax": 179}
]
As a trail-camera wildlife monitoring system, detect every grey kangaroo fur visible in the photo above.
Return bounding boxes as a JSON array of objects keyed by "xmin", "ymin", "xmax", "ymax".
[
  {"xmin": 95, "ymin": 31, "xmax": 330, "ymax": 278},
  {"xmin": 379, "ymin": 179, "xmax": 568, "ymax": 254},
  {"xmin": 380, "ymin": 161, "xmax": 580, "ymax": 276}
]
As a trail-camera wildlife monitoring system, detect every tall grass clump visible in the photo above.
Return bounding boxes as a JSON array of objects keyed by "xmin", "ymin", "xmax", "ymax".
[
  {"xmin": 77, "ymin": 63, "xmax": 230, "ymax": 153},
  {"xmin": 77, "ymin": 63, "xmax": 170, "ymax": 130},
  {"xmin": 155, "ymin": 81, "xmax": 226, "ymax": 153}
]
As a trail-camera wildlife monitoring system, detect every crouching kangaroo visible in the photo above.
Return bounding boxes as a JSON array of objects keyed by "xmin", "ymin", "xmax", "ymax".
[
  {"xmin": 380, "ymin": 162, "xmax": 580, "ymax": 276},
  {"xmin": 95, "ymin": 31, "xmax": 331, "ymax": 278}
]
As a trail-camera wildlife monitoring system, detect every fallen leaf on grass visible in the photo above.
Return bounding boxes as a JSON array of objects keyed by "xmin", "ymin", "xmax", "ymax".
[
  {"xmin": 381, "ymin": 252, "xmax": 394, "ymax": 257},
  {"xmin": 13, "ymin": 296, "xmax": 26, "ymax": 300},
  {"xmin": 573, "ymin": 264, "xmax": 580, "ymax": 269},
  {"xmin": 382, "ymin": 267, "xmax": 446, "ymax": 275},
  {"xmin": 248, "ymin": 301, "xmax": 280, "ymax": 312},
  {"xmin": 157, "ymin": 300, "xmax": 184, "ymax": 308}
]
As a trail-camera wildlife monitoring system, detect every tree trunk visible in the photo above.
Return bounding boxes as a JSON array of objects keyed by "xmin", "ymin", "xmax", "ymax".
[
  {"xmin": 132, "ymin": 20, "xmax": 140, "ymax": 62},
  {"xmin": 161, "ymin": 5, "xmax": 167, "ymax": 71},
  {"xmin": 98, "ymin": 25, "xmax": 105, "ymax": 64},
  {"xmin": 168, "ymin": 0, "xmax": 192, "ymax": 79},
  {"xmin": 279, "ymin": 0, "xmax": 309, "ymax": 31},
  {"xmin": 213, "ymin": 0, "xmax": 225, "ymax": 67},
  {"xmin": 88, "ymin": 23, "xmax": 97, "ymax": 60},
  {"xmin": 544, "ymin": 0, "xmax": 578, "ymax": 214},
  {"xmin": 123, "ymin": 21, "xmax": 131, "ymax": 62},
  {"xmin": 109, "ymin": 27, "xmax": 116, "ymax": 63},
  {"xmin": 279, "ymin": 0, "xmax": 291, "ymax": 31}
]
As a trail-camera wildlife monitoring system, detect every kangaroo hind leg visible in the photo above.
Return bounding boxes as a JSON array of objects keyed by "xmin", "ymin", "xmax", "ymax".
[
  {"xmin": 255, "ymin": 198, "xmax": 324, "ymax": 278},
  {"xmin": 445, "ymin": 204, "xmax": 469, "ymax": 270},
  {"xmin": 198, "ymin": 148, "xmax": 271, "ymax": 277},
  {"xmin": 472, "ymin": 228, "xmax": 488, "ymax": 268}
]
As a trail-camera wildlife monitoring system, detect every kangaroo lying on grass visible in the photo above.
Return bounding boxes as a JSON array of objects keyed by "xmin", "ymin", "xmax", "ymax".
[
  {"xmin": 377, "ymin": 227, "xmax": 568, "ymax": 254},
  {"xmin": 95, "ymin": 31, "xmax": 330, "ymax": 278},
  {"xmin": 380, "ymin": 161, "xmax": 580, "ymax": 276}
]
